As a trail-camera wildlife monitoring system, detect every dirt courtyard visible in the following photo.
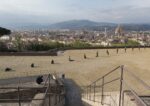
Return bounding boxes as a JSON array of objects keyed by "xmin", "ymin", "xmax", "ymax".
[{"xmin": 0, "ymin": 48, "xmax": 150, "ymax": 88}]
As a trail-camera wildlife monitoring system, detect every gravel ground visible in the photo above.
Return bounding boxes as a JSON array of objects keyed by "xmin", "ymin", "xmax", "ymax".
[{"xmin": 0, "ymin": 48, "xmax": 149, "ymax": 91}]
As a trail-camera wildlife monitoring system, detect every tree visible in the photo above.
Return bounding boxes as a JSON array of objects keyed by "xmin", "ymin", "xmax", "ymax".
[
  {"xmin": 71, "ymin": 40, "xmax": 91, "ymax": 49},
  {"xmin": 13, "ymin": 35, "xmax": 24, "ymax": 52},
  {"xmin": 0, "ymin": 27, "xmax": 11, "ymax": 37}
]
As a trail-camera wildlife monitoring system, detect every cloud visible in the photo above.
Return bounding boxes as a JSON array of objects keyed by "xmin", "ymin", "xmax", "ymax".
[
  {"xmin": 131, "ymin": 0, "xmax": 150, "ymax": 7},
  {"xmin": 0, "ymin": 0, "xmax": 150, "ymax": 26},
  {"xmin": 87, "ymin": 6, "xmax": 150, "ymax": 23}
]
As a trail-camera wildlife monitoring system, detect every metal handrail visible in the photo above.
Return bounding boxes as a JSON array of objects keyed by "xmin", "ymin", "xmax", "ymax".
[
  {"xmin": 89, "ymin": 66, "xmax": 121, "ymax": 86},
  {"xmin": 44, "ymin": 74, "xmax": 51, "ymax": 86},
  {"xmin": 0, "ymin": 86, "xmax": 47, "ymax": 89},
  {"xmin": 0, "ymin": 74, "xmax": 51, "ymax": 105},
  {"xmin": 103, "ymin": 77, "xmax": 120, "ymax": 87},
  {"xmin": 82, "ymin": 65, "xmax": 150, "ymax": 106},
  {"xmin": 83, "ymin": 66, "xmax": 122, "ymax": 106},
  {"xmin": 123, "ymin": 80, "xmax": 147, "ymax": 106},
  {"xmin": 0, "ymin": 93, "xmax": 66, "ymax": 101},
  {"xmin": 86, "ymin": 77, "xmax": 120, "ymax": 89},
  {"xmin": 110, "ymin": 94, "xmax": 118, "ymax": 106},
  {"xmin": 103, "ymin": 66, "xmax": 121, "ymax": 78},
  {"xmin": 0, "ymin": 93, "xmax": 65, "ymax": 102},
  {"xmin": 0, "ymin": 74, "xmax": 65, "ymax": 106}
]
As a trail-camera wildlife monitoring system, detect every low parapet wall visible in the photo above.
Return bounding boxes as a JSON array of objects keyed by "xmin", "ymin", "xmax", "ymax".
[
  {"xmin": 0, "ymin": 45, "xmax": 149, "ymax": 56},
  {"xmin": 0, "ymin": 74, "xmax": 66, "ymax": 106},
  {"xmin": 31, "ymin": 93, "xmax": 45, "ymax": 106},
  {"xmin": 0, "ymin": 87, "xmax": 46, "ymax": 103},
  {"xmin": 0, "ymin": 52, "xmax": 57, "ymax": 56},
  {"xmin": 31, "ymin": 93, "xmax": 65, "ymax": 106}
]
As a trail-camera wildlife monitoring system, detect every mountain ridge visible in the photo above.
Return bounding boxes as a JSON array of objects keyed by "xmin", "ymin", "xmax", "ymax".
[{"xmin": 3, "ymin": 20, "xmax": 150, "ymax": 31}]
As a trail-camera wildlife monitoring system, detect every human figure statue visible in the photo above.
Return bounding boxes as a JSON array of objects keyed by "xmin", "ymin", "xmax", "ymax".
[
  {"xmin": 69, "ymin": 56, "xmax": 71, "ymax": 61},
  {"xmin": 84, "ymin": 54, "xmax": 87, "ymax": 59},
  {"xmin": 132, "ymin": 47, "xmax": 134, "ymax": 51},
  {"xmin": 36, "ymin": 76, "xmax": 43, "ymax": 84},
  {"xmin": 5, "ymin": 67, "xmax": 12, "ymax": 72},
  {"xmin": 51, "ymin": 59, "xmax": 54, "ymax": 64},
  {"xmin": 62, "ymin": 74, "xmax": 65, "ymax": 79},
  {"xmin": 125, "ymin": 47, "xmax": 127, "ymax": 53},
  {"xmin": 144, "ymin": 45, "xmax": 146, "ymax": 50},
  {"xmin": 96, "ymin": 51, "xmax": 99, "ymax": 57},
  {"xmin": 68, "ymin": 56, "xmax": 74, "ymax": 62},
  {"xmin": 138, "ymin": 46, "xmax": 140, "ymax": 51},
  {"xmin": 31, "ymin": 63, "xmax": 34, "ymax": 68},
  {"xmin": 106, "ymin": 50, "xmax": 109, "ymax": 56},
  {"xmin": 116, "ymin": 48, "xmax": 119, "ymax": 54}
]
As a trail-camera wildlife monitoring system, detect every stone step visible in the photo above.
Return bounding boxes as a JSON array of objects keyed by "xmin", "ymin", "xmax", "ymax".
[{"xmin": 140, "ymin": 96, "xmax": 150, "ymax": 106}]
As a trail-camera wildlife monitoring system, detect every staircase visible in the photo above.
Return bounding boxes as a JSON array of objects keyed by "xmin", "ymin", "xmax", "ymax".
[
  {"xmin": 82, "ymin": 65, "xmax": 150, "ymax": 106},
  {"xmin": 0, "ymin": 74, "xmax": 65, "ymax": 106}
]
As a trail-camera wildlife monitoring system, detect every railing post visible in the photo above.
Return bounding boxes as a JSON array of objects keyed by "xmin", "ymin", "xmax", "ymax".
[
  {"xmin": 48, "ymin": 74, "xmax": 51, "ymax": 106},
  {"xmin": 18, "ymin": 87, "xmax": 21, "ymax": 106},
  {"xmin": 89, "ymin": 85, "xmax": 91, "ymax": 100},
  {"xmin": 122, "ymin": 91, "xmax": 125, "ymax": 106},
  {"xmin": 55, "ymin": 94, "xmax": 57, "ymax": 105},
  {"xmin": 119, "ymin": 65, "xmax": 124, "ymax": 106},
  {"xmin": 93, "ymin": 83, "xmax": 96, "ymax": 102},
  {"xmin": 58, "ymin": 86, "xmax": 60, "ymax": 103},
  {"xmin": 83, "ymin": 88, "xmax": 85, "ymax": 98},
  {"xmin": 101, "ymin": 77, "xmax": 104, "ymax": 105},
  {"xmin": 83, "ymin": 87, "xmax": 85, "ymax": 98},
  {"xmin": 87, "ymin": 87, "xmax": 88, "ymax": 100},
  {"xmin": 88, "ymin": 86, "xmax": 90, "ymax": 100}
]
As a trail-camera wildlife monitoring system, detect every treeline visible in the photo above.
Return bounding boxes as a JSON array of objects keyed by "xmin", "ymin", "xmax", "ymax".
[
  {"xmin": 0, "ymin": 27, "xmax": 11, "ymax": 36},
  {"xmin": 112, "ymin": 40, "xmax": 140, "ymax": 47},
  {"xmin": 0, "ymin": 39, "xmax": 144, "ymax": 52},
  {"xmin": 26, "ymin": 41, "xmax": 65, "ymax": 51},
  {"xmin": 21, "ymin": 40, "xmax": 91, "ymax": 51},
  {"xmin": 0, "ymin": 40, "xmax": 91, "ymax": 52}
]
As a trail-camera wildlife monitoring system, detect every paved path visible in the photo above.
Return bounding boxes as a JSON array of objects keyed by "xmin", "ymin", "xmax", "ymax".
[{"xmin": 63, "ymin": 79, "xmax": 84, "ymax": 106}]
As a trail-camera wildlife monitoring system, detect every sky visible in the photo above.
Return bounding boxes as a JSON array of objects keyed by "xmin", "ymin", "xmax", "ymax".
[{"xmin": 1, "ymin": 0, "xmax": 150, "ymax": 26}]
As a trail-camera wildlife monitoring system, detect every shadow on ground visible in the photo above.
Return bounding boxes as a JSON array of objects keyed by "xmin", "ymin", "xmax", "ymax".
[{"xmin": 63, "ymin": 78, "xmax": 84, "ymax": 106}]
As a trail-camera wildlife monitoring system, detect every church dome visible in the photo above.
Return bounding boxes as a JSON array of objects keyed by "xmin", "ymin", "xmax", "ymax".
[{"xmin": 115, "ymin": 25, "xmax": 123, "ymax": 35}]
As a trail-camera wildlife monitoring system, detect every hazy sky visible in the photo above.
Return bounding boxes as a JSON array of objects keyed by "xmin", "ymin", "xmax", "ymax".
[{"xmin": 1, "ymin": 0, "xmax": 150, "ymax": 26}]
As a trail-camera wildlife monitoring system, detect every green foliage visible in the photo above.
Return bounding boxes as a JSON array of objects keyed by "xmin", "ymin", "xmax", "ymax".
[
  {"xmin": 26, "ymin": 41, "xmax": 64, "ymax": 51},
  {"xmin": 68, "ymin": 40, "xmax": 91, "ymax": 49},
  {"xmin": 0, "ymin": 41, "xmax": 8, "ymax": 51},
  {"xmin": 127, "ymin": 40, "xmax": 140, "ymax": 46},
  {"xmin": 26, "ymin": 40, "xmax": 91, "ymax": 51},
  {"xmin": 112, "ymin": 40, "xmax": 140, "ymax": 47},
  {"xmin": 13, "ymin": 35, "xmax": 24, "ymax": 52},
  {"xmin": 0, "ymin": 27, "xmax": 11, "ymax": 37}
]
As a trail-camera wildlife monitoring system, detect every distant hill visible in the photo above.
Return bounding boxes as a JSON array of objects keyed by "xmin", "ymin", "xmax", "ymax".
[
  {"xmin": 8, "ymin": 20, "xmax": 117, "ymax": 30},
  {"xmin": 0, "ymin": 27, "xmax": 11, "ymax": 36},
  {"xmin": 6, "ymin": 20, "xmax": 150, "ymax": 31},
  {"xmin": 48, "ymin": 20, "xmax": 116, "ymax": 30},
  {"xmin": 49, "ymin": 20, "xmax": 150, "ymax": 31},
  {"xmin": 121, "ymin": 24, "xmax": 150, "ymax": 31}
]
